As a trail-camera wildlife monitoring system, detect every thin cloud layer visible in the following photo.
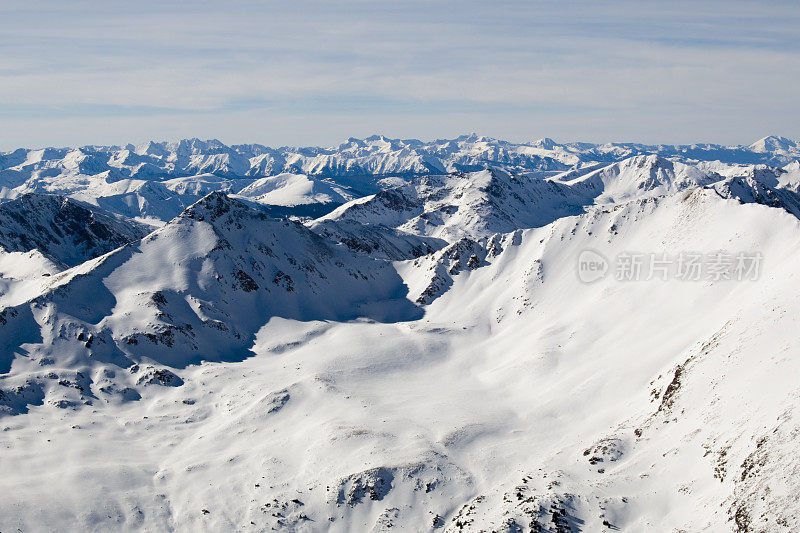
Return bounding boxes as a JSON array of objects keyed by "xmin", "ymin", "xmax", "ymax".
[{"xmin": 1, "ymin": 0, "xmax": 799, "ymax": 148}]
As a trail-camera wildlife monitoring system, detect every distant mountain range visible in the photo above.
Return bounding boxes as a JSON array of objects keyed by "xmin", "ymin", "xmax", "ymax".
[
  {"xmin": 1, "ymin": 134, "xmax": 797, "ymax": 225},
  {"xmin": 4, "ymin": 134, "xmax": 798, "ymax": 184}
]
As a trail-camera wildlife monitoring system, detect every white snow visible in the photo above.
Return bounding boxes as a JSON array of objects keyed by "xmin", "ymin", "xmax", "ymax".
[{"xmin": 0, "ymin": 135, "xmax": 799, "ymax": 531}]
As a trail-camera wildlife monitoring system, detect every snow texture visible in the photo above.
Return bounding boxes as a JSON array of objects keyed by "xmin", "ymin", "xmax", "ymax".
[{"xmin": 1, "ymin": 134, "xmax": 800, "ymax": 532}]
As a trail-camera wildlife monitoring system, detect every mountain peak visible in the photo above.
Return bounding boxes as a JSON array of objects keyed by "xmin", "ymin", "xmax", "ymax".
[
  {"xmin": 181, "ymin": 191, "xmax": 258, "ymax": 223},
  {"xmin": 456, "ymin": 132, "xmax": 483, "ymax": 142},
  {"xmin": 533, "ymin": 137, "xmax": 558, "ymax": 149},
  {"xmin": 749, "ymin": 135, "xmax": 798, "ymax": 153}
]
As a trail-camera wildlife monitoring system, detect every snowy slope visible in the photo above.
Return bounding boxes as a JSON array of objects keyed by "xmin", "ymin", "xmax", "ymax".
[
  {"xmin": 389, "ymin": 188, "xmax": 800, "ymax": 532},
  {"xmin": 1, "ymin": 134, "xmax": 800, "ymax": 532},
  {"xmin": 235, "ymin": 173, "xmax": 354, "ymax": 207},
  {"xmin": 2, "ymin": 186, "xmax": 799, "ymax": 531},
  {"xmin": 308, "ymin": 217, "xmax": 446, "ymax": 261},
  {"xmin": 779, "ymin": 161, "xmax": 800, "ymax": 192}
]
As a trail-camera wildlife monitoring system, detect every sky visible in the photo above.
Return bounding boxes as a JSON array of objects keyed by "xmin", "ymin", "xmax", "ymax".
[{"xmin": 1, "ymin": 0, "xmax": 799, "ymax": 150}]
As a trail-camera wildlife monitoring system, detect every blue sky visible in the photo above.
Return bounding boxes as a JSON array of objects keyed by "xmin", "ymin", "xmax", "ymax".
[{"xmin": 1, "ymin": 0, "xmax": 799, "ymax": 149}]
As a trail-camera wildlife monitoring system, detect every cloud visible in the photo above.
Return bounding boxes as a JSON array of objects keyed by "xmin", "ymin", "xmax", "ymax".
[{"xmin": 1, "ymin": 0, "xmax": 798, "ymax": 149}]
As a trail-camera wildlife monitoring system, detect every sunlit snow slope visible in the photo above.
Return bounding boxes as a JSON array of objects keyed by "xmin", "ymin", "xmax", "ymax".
[{"xmin": 1, "ymin": 135, "xmax": 800, "ymax": 532}]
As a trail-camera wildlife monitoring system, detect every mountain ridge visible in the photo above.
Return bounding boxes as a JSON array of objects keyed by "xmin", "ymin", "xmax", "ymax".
[{"xmin": 2, "ymin": 134, "xmax": 800, "ymax": 531}]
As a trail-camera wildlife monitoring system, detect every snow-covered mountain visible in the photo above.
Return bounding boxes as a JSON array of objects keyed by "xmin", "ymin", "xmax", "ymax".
[
  {"xmin": 551, "ymin": 154, "xmax": 721, "ymax": 204},
  {"xmin": 0, "ymin": 193, "xmax": 147, "ymax": 268},
  {"xmin": 748, "ymin": 135, "xmax": 799, "ymax": 155},
  {"xmin": 4, "ymin": 135, "xmax": 798, "ymax": 184},
  {"xmin": 1, "ymin": 134, "xmax": 800, "ymax": 532},
  {"xmin": 2, "ymin": 134, "xmax": 798, "ymax": 225},
  {"xmin": 316, "ymin": 168, "xmax": 587, "ymax": 242},
  {"xmin": 0, "ymin": 192, "xmax": 418, "ymax": 376}
]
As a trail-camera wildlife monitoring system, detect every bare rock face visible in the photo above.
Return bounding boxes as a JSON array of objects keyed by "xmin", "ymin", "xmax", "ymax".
[{"xmin": 133, "ymin": 366, "xmax": 184, "ymax": 387}]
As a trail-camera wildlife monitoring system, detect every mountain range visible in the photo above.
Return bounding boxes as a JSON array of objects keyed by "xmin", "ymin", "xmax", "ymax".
[
  {"xmin": 1, "ymin": 134, "xmax": 800, "ymax": 532},
  {"xmin": 2, "ymin": 134, "xmax": 798, "ymax": 223}
]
